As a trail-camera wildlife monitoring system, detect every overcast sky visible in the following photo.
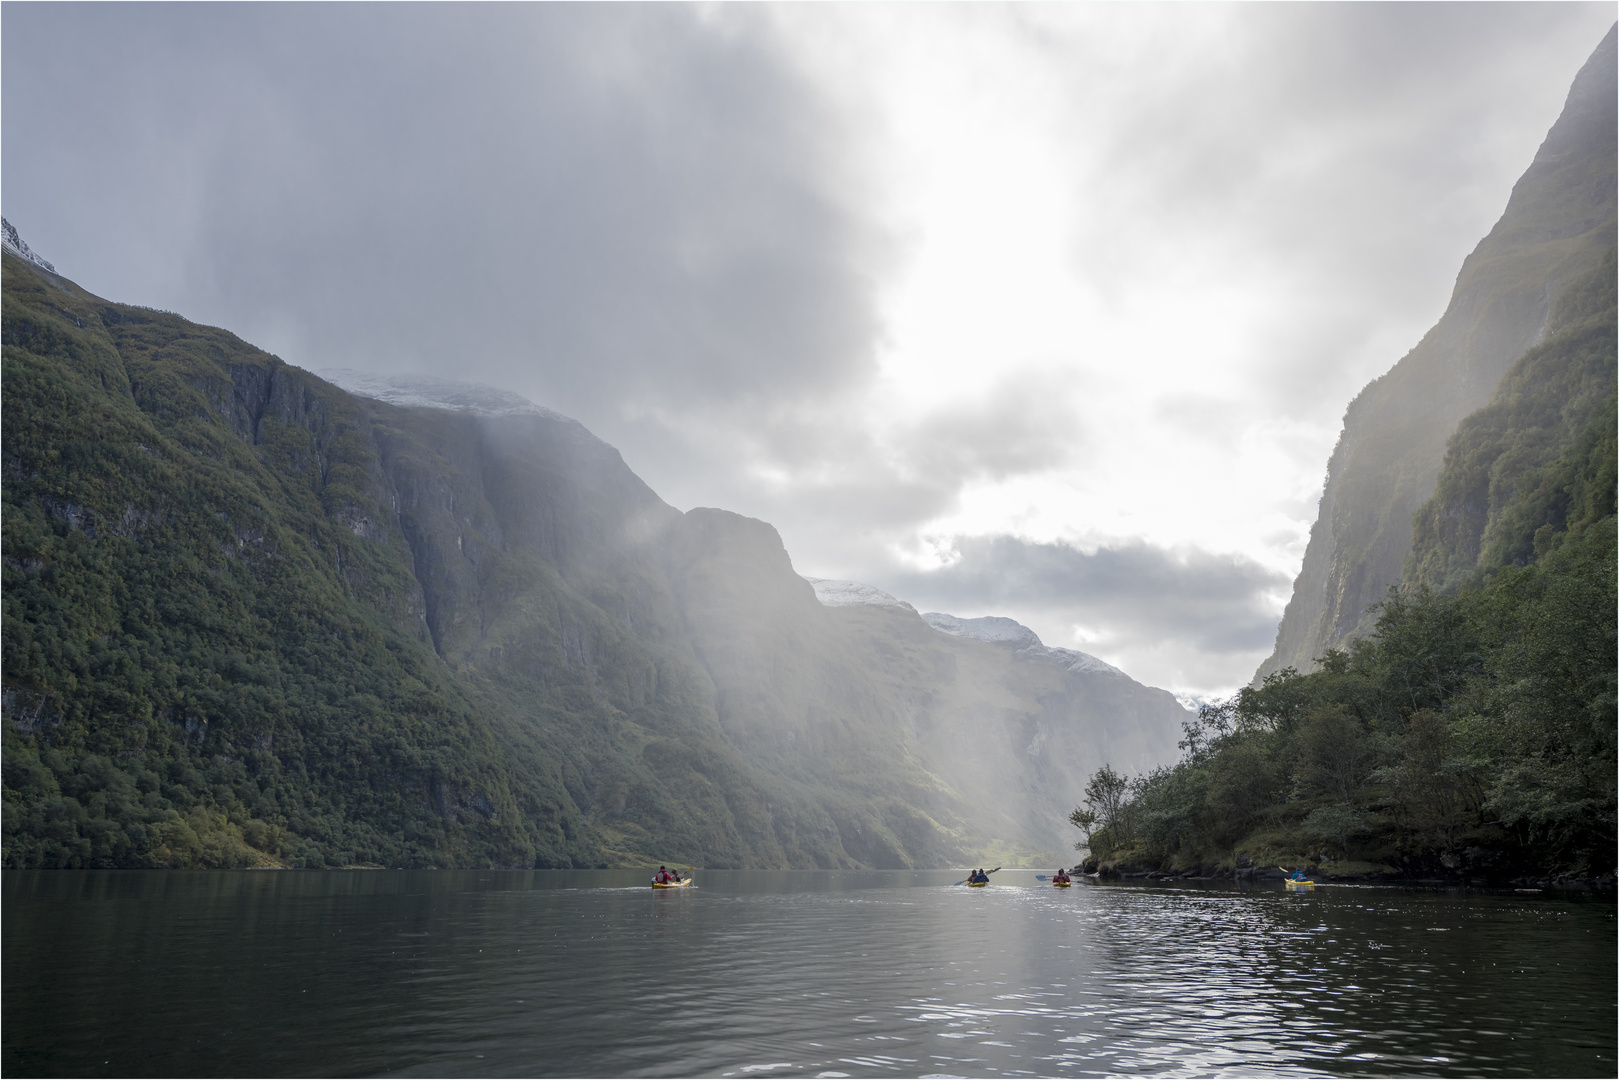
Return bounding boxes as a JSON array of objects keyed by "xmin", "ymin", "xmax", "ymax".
[{"xmin": 4, "ymin": 3, "xmax": 1612, "ymax": 699}]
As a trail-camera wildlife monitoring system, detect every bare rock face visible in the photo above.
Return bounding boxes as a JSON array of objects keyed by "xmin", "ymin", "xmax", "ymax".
[{"xmin": 1258, "ymin": 26, "xmax": 1617, "ymax": 680}]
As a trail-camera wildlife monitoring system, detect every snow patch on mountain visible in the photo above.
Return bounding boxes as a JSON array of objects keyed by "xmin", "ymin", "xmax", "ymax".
[
  {"xmin": 1174, "ymin": 693, "xmax": 1216, "ymax": 715},
  {"xmin": 804, "ymin": 578, "xmax": 916, "ymax": 612},
  {"xmin": 1053, "ymin": 649, "xmax": 1128, "ymax": 678},
  {"xmin": 803, "ymin": 583, "xmax": 1129, "ymax": 679},
  {"xmin": 922, "ymin": 612, "xmax": 1039, "ymax": 648},
  {"xmin": 2, "ymin": 218, "xmax": 56, "ymax": 273},
  {"xmin": 320, "ymin": 369, "xmax": 572, "ymax": 421},
  {"xmin": 923, "ymin": 612, "xmax": 1125, "ymax": 678}
]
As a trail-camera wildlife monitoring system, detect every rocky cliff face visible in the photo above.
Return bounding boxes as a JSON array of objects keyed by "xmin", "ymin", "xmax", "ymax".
[
  {"xmin": 2, "ymin": 245, "xmax": 1185, "ymax": 869},
  {"xmin": 1258, "ymin": 26, "xmax": 1617, "ymax": 680},
  {"xmin": 1406, "ymin": 248, "xmax": 1616, "ymax": 588}
]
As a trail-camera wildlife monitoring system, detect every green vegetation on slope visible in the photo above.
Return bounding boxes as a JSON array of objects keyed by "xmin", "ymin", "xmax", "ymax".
[
  {"xmin": 1408, "ymin": 247, "xmax": 1617, "ymax": 588},
  {"xmin": 0, "ymin": 250, "xmax": 837, "ymax": 870},
  {"xmin": 1, "ymin": 251, "xmax": 594, "ymax": 868},
  {"xmin": 1075, "ymin": 243, "xmax": 1617, "ymax": 883}
]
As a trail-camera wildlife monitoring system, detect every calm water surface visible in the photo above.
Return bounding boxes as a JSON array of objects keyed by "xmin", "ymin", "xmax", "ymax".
[{"xmin": 3, "ymin": 870, "xmax": 1612, "ymax": 1078}]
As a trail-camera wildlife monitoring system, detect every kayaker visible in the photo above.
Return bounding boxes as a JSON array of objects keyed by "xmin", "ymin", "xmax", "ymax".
[
  {"xmin": 655, "ymin": 866, "xmax": 673, "ymax": 884},
  {"xmin": 1288, "ymin": 868, "xmax": 1307, "ymax": 882},
  {"xmin": 1053, "ymin": 868, "xmax": 1070, "ymax": 884}
]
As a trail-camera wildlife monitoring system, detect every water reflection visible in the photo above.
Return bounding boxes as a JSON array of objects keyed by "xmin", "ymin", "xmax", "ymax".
[{"xmin": 3, "ymin": 871, "xmax": 1612, "ymax": 1077}]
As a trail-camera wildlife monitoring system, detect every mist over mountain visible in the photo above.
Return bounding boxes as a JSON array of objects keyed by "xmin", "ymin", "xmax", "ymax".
[
  {"xmin": 1, "ymin": 248, "xmax": 1185, "ymax": 869},
  {"xmin": 1258, "ymin": 25, "xmax": 1616, "ymax": 679}
]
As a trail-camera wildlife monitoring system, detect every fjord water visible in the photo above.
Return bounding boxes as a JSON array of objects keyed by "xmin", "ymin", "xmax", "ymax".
[{"xmin": 3, "ymin": 871, "xmax": 1611, "ymax": 1078}]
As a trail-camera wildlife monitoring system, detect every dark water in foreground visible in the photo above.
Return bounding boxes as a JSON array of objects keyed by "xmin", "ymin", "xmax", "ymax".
[{"xmin": 3, "ymin": 870, "xmax": 1612, "ymax": 1078}]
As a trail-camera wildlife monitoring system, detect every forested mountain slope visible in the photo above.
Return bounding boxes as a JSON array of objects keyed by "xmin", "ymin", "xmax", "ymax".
[
  {"xmin": 1080, "ymin": 218, "xmax": 1616, "ymax": 887},
  {"xmin": 1, "ymin": 246, "xmax": 1185, "ymax": 870},
  {"xmin": 1258, "ymin": 25, "xmax": 1616, "ymax": 679},
  {"xmin": 1407, "ymin": 247, "xmax": 1616, "ymax": 587}
]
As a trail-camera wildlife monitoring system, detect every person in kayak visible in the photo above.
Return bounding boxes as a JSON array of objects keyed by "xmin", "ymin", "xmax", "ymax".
[
  {"xmin": 1052, "ymin": 868, "xmax": 1071, "ymax": 884},
  {"xmin": 655, "ymin": 866, "xmax": 674, "ymax": 884},
  {"xmin": 1288, "ymin": 868, "xmax": 1308, "ymax": 882},
  {"xmin": 970, "ymin": 869, "xmax": 989, "ymax": 883}
]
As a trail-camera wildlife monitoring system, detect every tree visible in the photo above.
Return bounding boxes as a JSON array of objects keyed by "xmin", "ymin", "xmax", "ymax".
[{"xmin": 1070, "ymin": 764, "xmax": 1131, "ymax": 857}]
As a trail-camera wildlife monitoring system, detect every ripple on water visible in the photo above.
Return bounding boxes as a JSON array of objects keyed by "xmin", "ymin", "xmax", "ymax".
[{"xmin": 1, "ymin": 871, "xmax": 1613, "ymax": 1077}]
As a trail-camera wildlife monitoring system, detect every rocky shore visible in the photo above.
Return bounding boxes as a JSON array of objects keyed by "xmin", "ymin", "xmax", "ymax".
[{"xmin": 1075, "ymin": 851, "xmax": 1617, "ymax": 890}]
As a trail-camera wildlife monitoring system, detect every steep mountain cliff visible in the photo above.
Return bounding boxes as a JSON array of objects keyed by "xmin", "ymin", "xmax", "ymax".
[
  {"xmin": 1258, "ymin": 26, "xmax": 1616, "ymax": 679},
  {"xmin": 1, "ymin": 244, "xmax": 1185, "ymax": 870},
  {"xmin": 1098, "ymin": 239, "xmax": 1615, "ymax": 882},
  {"xmin": 1407, "ymin": 247, "xmax": 1616, "ymax": 588}
]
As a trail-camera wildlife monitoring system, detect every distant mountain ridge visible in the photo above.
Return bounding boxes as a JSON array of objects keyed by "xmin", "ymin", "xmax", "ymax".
[
  {"xmin": 919, "ymin": 612, "xmax": 1125, "ymax": 678},
  {"xmin": 1258, "ymin": 26, "xmax": 1617, "ymax": 679},
  {"xmin": 804, "ymin": 578, "xmax": 1129, "ymax": 678}
]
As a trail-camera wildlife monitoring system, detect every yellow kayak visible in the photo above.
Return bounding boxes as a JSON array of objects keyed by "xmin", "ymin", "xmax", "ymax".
[
  {"xmin": 1053, "ymin": 880, "xmax": 1072, "ymax": 887},
  {"xmin": 1283, "ymin": 879, "xmax": 1314, "ymax": 888},
  {"xmin": 651, "ymin": 877, "xmax": 693, "ymax": 889},
  {"xmin": 967, "ymin": 880, "xmax": 989, "ymax": 887}
]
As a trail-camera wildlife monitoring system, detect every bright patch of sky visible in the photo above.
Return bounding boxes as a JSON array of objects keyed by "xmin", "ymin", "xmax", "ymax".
[{"xmin": 749, "ymin": 5, "xmax": 1609, "ymax": 685}]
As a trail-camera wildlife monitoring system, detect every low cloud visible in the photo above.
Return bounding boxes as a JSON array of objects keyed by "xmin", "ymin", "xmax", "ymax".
[{"xmin": 1, "ymin": 4, "xmax": 890, "ymax": 423}]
